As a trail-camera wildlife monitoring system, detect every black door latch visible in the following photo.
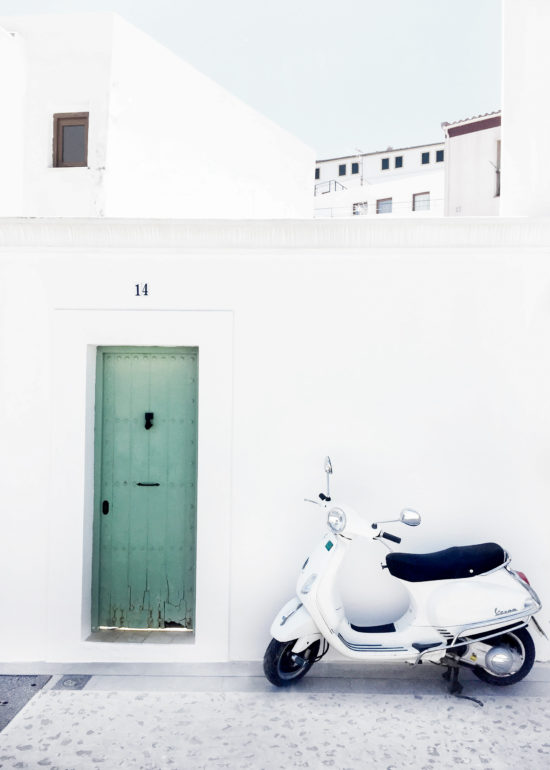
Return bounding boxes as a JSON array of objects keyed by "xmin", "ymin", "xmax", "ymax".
[{"xmin": 145, "ymin": 412, "xmax": 154, "ymax": 430}]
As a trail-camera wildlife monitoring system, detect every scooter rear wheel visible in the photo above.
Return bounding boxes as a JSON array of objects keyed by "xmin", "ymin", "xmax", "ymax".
[
  {"xmin": 471, "ymin": 627, "xmax": 535, "ymax": 686},
  {"xmin": 263, "ymin": 638, "xmax": 320, "ymax": 687}
]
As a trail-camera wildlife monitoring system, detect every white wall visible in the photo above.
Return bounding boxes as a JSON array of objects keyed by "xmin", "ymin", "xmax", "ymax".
[
  {"xmin": 501, "ymin": 0, "xmax": 550, "ymax": 216},
  {"xmin": 0, "ymin": 13, "xmax": 113, "ymax": 217},
  {"xmin": 0, "ymin": 26, "xmax": 25, "ymax": 215},
  {"xmin": 0, "ymin": 218, "xmax": 549, "ymax": 664},
  {"xmin": 104, "ymin": 16, "xmax": 314, "ymax": 219},
  {"xmin": 317, "ymin": 143, "xmax": 444, "ymax": 188},
  {"xmin": 444, "ymin": 125, "xmax": 501, "ymax": 217}
]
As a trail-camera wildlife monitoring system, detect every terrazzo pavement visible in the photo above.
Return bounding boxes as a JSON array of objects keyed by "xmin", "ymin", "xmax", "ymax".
[{"xmin": 1, "ymin": 672, "xmax": 549, "ymax": 770}]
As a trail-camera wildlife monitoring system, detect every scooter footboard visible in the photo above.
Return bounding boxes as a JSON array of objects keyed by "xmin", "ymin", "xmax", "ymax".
[{"xmin": 270, "ymin": 597, "xmax": 320, "ymax": 642}]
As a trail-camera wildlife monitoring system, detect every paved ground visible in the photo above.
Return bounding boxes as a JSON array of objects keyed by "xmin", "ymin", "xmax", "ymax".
[{"xmin": 0, "ymin": 665, "xmax": 549, "ymax": 769}]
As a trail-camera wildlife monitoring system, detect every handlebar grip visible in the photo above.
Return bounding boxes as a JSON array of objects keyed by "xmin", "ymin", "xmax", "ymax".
[{"xmin": 382, "ymin": 531, "xmax": 401, "ymax": 544}]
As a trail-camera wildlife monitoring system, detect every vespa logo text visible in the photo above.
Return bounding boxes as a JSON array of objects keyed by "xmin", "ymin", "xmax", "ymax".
[{"xmin": 494, "ymin": 607, "xmax": 517, "ymax": 616}]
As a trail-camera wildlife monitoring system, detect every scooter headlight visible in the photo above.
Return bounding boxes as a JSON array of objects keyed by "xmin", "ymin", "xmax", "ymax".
[{"xmin": 327, "ymin": 507, "xmax": 346, "ymax": 534}]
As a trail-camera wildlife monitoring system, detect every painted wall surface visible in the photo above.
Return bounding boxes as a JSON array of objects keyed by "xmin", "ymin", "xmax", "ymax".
[
  {"xmin": 314, "ymin": 166, "xmax": 444, "ymax": 218},
  {"xmin": 0, "ymin": 13, "xmax": 113, "ymax": 217},
  {"xmin": 316, "ymin": 143, "xmax": 445, "ymax": 188},
  {"xmin": 501, "ymin": 0, "xmax": 550, "ymax": 217},
  {"xmin": 0, "ymin": 26, "xmax": 25, "ymax": 215},
  {"xmin": 104, "ymin": 17, "xmax": 313, "ymax": 218},
  {"xmin": 0, "ymin": 219, "xmax": 549, "ymax": 665},
  {"xmin": 0, "ymin": 13, "xmax": 314, "ymax": 219},
  {"xmin": 444, "ymin": 126, "xmax": 501, "ymax": 217}
]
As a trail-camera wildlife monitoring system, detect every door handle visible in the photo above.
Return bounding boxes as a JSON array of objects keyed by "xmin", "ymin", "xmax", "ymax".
[
  {"xmin": 102, "ymin": 500, "xmax": 109, "ymax": 515},
  {"xmin": 137, "ymin": 482, "xmax": 160, "ymax": 487}
]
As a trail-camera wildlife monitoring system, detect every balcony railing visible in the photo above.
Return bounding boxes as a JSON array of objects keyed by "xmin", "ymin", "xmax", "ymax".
[{"xmin": 314, "ymin": 179, "xmax": 347, "ymax": 196}]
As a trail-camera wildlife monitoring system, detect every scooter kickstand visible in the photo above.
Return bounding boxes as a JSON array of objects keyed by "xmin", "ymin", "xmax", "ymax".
[{"xmin": 442, "ymin": 663, "xmax": 484, "ymax": 706}]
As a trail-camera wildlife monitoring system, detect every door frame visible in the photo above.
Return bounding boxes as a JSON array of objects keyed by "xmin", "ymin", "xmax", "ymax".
[{"xmin": 49, "ymin": 309, "xmax": 233, "ymax": 661}]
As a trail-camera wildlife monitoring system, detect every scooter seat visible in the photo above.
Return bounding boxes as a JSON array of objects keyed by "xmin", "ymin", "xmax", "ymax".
[{"xmin": 386, "ymin": 542, "xmax": 506, "ymax": 582}]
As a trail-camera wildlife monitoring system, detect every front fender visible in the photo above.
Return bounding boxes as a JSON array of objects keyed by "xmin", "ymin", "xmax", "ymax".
[{"xmin": 270, "ymin": 597, "xmax": 320, "ymax": 642}]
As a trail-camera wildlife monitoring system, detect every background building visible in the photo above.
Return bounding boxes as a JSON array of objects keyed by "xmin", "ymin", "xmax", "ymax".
[
  {"xmin": 0, "ymin": 13, "xmax": 314, "ymax": 219},
  {"xmin": 314, "ymin": 142, "xmax": 445, "ymax": 218},
  {"xmin": 442, "ymin": 112, "xmax": 501, "ymax": 216}
]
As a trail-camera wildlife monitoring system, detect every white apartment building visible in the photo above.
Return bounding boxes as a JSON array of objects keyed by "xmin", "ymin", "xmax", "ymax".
[
  {"xmin": 0, "ymin": 13, "xmax": 314, "ymax": 219},
  {"xmin": 442, "ymin": 112, "xmax": 501, "ymax": 216},
  {"xmin": 314, "ymin": 142, "xmax": 445, "ymax": 218}
]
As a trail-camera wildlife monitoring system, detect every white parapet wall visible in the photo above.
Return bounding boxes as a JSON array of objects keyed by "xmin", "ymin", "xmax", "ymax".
[{"xmin": 0, "ymin": 217, "xmax": 549, "ymax": 665}]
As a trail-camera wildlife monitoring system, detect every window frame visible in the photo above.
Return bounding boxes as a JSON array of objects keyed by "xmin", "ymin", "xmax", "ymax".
[
  {"xmin": 412, "ymin": 191, "xmax": 430, "ymax": 212},
  {"xmin": 315, "ymin": 167, "xmax": 320, "ymax": 180},
  {"xmin": 53, "ymin": 112, "xmax": 89, "ymax": 168},
  {"xmin": 352, "ymin": 201, "xmax": 368, "ymax": 216},
  {"xmin": 351, "ymin": 162, "xmax": 359, "ymax": 175},
  {"xmin": 394, "ymin": 156, "xmax": 403, "ymax": 168},
  {"xmin": 436, "ymin": 149, "xmax": 444, "ymax": 163},
  {"xmin": 338, "ymin": 164, "xmax": 347, "ymax": 176},
  {"xmin": 376, "ymin": 197, "xmax": 392, "ymax": 214},
  {"xmin": 381, "ymin": 157, "xmax": 389, "ymax": 171},
  {"xmin": 421, "ymin": 151, "xmax": 430, "ymax": 165}
]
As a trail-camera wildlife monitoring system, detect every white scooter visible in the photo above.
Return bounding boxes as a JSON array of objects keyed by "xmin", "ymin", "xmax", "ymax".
[{"xmin": 264, "ymin": 458, "xmax": 545, "ymax": 692}]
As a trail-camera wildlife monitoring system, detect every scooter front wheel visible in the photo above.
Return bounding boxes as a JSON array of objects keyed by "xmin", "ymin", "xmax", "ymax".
[
  {"xmin": 263, "ymin": 638, "xmax": 321, "ymax": 687},
  {"xmin": 471, "ymin": 627, "xmax": 535, "ymax": 686}
]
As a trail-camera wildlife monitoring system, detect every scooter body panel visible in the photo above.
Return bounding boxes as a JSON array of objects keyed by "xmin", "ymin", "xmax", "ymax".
[{"xmin": 270, "ymin": 597, "xmax": 320, "ymax": 642}]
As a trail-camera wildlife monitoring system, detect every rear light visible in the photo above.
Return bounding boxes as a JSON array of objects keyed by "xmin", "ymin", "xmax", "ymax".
[{"xmin": 517, "ymin": 571, "xmax": 530, "ymax": 585}]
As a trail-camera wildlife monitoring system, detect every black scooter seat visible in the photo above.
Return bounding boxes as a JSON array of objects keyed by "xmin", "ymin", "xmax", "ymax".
[{"xmin": 386, "ymin": 542, "xmax": 506, "ymax": 583}]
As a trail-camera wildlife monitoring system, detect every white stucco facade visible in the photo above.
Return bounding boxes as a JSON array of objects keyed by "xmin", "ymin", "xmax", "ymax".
[
  {"xmin": 0, "ymin": 13, "xmax": 314, "ymax": 219},
  {"xmin": 443, "ymin": 113, "xmax": 501, "ymax": 217},
  {"xmin": 0, "ymin": 218, "xmax": 549, "ymax": 665},
  {"xmin": 314, "ymin": 143, "xmax": 445, "ymax": 218}
]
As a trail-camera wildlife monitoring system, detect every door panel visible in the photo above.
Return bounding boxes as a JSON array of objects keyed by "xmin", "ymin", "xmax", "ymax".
[{"xmin": 93, "ymin": 347, "xmax": 198, "ymax": 630}]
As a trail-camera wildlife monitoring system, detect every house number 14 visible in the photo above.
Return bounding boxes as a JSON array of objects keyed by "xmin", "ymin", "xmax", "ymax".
[{"xmin": 135, "ymin": 283, "xmax": 149, "ymax": 296}]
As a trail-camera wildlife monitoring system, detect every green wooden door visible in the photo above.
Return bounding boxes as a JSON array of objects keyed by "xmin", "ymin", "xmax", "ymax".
[{"xmin": 93, "ymin": 347, "xmax": 198, "ymax": 631}]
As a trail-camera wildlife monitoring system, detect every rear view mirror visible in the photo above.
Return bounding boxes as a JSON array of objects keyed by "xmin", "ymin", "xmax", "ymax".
[{"xmin": 401, "ymin": 508, "xmax": 421, "ymax": 526}]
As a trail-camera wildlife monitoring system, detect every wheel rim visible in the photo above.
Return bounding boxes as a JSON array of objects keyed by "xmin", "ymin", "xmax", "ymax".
[
  {"xmin": 479, "ymin": 632, "xmax": 526, "ymax": 677},
  {"xmin": 276, "ymin": 642, "xmax": 315, "ymax": 680}
]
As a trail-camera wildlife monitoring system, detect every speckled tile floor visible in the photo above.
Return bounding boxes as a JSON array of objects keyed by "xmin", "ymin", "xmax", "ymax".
[{"xmin": 1, "ymin": 686, "xmax": 550, "ymax": 770}]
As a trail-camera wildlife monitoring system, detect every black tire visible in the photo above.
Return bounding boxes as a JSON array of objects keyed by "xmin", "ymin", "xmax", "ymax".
[
  {"xmin": 472, "ymin": 627, "xmax": 535, "ymax": 686},
  {"xmin": 263, "ymin": 638, "xmax": 321, "ymax": 687}
]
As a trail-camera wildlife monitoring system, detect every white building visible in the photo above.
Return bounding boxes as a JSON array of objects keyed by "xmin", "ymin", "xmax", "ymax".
[
  {"xmin": 442, "ymin": 112, "xmax": 501, "ymax": 217},
  {"xmin": 0, "ymin": 13, "xmax": 314, "ymax": 219},
  {"xmin": 0, "ymin": 0, "xmax": 549, "ymax": 671},
  {"xmin": 314, "ymin": 142, "xmax": 445, "ymax": 218}
]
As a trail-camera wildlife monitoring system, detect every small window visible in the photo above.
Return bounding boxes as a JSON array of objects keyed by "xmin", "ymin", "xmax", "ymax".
[
  {"xmin": 53, "ymin": 112, "xmax": 89, "ymax": 167},
  {"xmin": 351, "ymin": 162, "xmax": 359, "ymax": 174},
  {"xmin": 395, "ymin": 156, "xmax": 403, "ymax": 168},
  {"xmin": 381, "ymin": 158, "xmax": 389, "ymax": 170},
  {"xmin": 315, "ymin": 168, "xmax": 320, "ymax": 180},
  {"xmin": 339, "ymin": 164, "xmax": 346, "ymax": 176},
  {"xmin": 353, "ymin": 202, "xmax": 368, "ymax": 216},
  {"xmin": 376, "ymin": 197, "xmax": 392, "ymax": 214},
  {"xmin": 436, "ymin": 149, "xmax": 444, "ymax": 163},
  {"xmin": 421, "ymin": 151, "xmax": 430, "ymax": 165},
  {"xmin": 413, "ymin": 192, "xmax": 430, "ymax": 211}
]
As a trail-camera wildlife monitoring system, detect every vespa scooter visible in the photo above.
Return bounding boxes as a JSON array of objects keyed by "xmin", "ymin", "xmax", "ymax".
[{"xmin": 264, "ymin": 458, "xmax": 544, "ymax": 691}]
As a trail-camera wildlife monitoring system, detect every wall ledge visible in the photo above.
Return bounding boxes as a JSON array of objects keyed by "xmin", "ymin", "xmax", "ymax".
[{"xmin": 1, "ymin": 216, "xmax": 550, "ymax": 251}]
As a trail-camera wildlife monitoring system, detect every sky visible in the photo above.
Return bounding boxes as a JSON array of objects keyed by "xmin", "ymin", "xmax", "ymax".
[{"xmin": 0, "ymin": 0, "xmax": 502, "ymax": 158}]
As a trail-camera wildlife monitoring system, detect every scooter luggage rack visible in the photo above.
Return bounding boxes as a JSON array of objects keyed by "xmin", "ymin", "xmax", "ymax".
[{"xmin": 414, "ymin": 619, "xmax": 529, "ymax": 665}]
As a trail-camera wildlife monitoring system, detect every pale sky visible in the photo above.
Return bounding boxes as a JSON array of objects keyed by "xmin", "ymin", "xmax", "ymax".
[{"xmin": 0, "ymin": 0, "xmax": 502, "ymax": 158}]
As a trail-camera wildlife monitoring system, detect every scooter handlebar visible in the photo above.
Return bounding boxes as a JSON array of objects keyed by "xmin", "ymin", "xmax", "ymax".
[{"xmin": 381, "ymin": 531, "xmax": 401, "ymax": 544}]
